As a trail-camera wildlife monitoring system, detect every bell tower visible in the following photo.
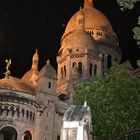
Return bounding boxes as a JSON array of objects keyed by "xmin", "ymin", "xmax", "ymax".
[{"xmin": 57, "ymin": 8, "xmax": 100, "ymax": 103}]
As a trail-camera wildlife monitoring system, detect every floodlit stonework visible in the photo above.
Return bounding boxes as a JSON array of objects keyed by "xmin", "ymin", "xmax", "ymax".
[{"xmin": 0, "ymin": 0, "xmax": 121, "ymax": 140}]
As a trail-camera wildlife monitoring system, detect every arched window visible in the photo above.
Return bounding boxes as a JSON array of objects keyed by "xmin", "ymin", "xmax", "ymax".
[
  {"xmin": 94, "ymin": 65, "xmax": 97, "ymax": 75},
  {"xmin": 107, "ymin": 55, "xmax": 112, "ymax": 69},
  {"xmin": 89, "ymin": 63, "xmax": 93, "ymax": 76},
  {"xmin": 64, "ymin": 65, "xmax": 66, "ymax": 77},
  {"xmin": 48, "ymin": 82, "xmax": 51, "ymax": 88},
  {"xmin": 10, "ymin": 106, "xmax": 14, "ymax": 117},
  {"xmin": 78, "ymin": 19, "xmax": 83, "ymax": 25},
  {"xmin": 101, "ymin": 53, "xmax": 105, "ymax": 69},
  {"xmin": 0, "ymin": 126, "xmax": 17, "ymax": 140},
  {"xmin": 72, "ymin": 62, "xmax": 77, "ymax": 67},
  {"xmin": 23, "ymin": 131, "xmax": 32, "ymax": 140},
  {"xmin": 78, "ymin": 62, "xmax": 82, "ymax": 74},
  {"xmin": 61, "ymin": 68, "xmax": 63, "ymax": 79},
  {"xmin": 57, "ymin": 135, "xmax": 60, "ymax": 140}
]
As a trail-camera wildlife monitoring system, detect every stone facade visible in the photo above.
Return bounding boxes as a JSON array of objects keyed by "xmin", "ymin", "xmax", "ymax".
[
  {"xmin": 0, "ymin": 0, "xmax": 121, "ymax": 140},
  {"xmin": 57, "ymin": 0, "xmax": 121, "ymax": 101}
]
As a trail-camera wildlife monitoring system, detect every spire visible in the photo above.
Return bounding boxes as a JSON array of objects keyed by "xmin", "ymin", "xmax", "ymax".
[
  {"xmin": 32, "ymin": 49, "xmax": 39, "ymax": 70},
  {"xmin": 30, "ymin": 49, "xmax": 39, "ymax": 86},
  {"xmin": 33, "ymin": 49, "xmax": 39, "ymax": 62},
  {"xmin": 84, "ymin": 0, "xmax": 93, "ymax": 7}
]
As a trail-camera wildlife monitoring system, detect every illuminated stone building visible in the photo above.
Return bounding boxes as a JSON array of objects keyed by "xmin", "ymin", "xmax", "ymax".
[
  {"xmin": 57, "ymin": 0, "xmax": 121, "ymax": 102},
  {"xmin": 0, "ymin": 0, "xmax": 121, "ymax": 140}
]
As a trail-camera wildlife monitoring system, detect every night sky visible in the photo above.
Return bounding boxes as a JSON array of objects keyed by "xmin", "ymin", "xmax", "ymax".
[{"xmin": 0, "ymin": 0, "xmax": 139, "ymax": 78}]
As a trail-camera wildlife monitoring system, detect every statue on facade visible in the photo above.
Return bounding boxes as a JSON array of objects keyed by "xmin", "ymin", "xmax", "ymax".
[{"xmin": 4, "ymin": 59, "xmax": 11, "ymax": 78}]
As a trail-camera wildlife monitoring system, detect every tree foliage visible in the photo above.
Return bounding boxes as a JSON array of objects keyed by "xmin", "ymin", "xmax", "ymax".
[
  {"xmin": 133, "ymin": 16, "xmax": 140, "ymax": 46},
  {"xmin": 117, "ymin": 0, "xmax": 139, "ymax": 11},
  {"xmin": 117, "ymin": 0, "xmax": 140, "ymax": 65},
  {"xmin": 74, "ymin": 64, "xmax": 140, "ymax": 139}
]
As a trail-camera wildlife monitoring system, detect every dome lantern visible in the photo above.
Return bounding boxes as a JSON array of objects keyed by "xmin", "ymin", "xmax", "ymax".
[
  {"xmin": 84, "ymin": 0, "xmax": 93, "ymax": 7},
  {"xmin": 63, "ymin": 1, "xmax": 113, "ymax": 36}
]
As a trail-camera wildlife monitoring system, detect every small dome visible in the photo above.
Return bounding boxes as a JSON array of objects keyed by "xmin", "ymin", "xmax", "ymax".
[
  {"xmin": 64, "ymin": 5, "xmax": 113, "ymax": 35},
  {"xmin": 38, "ymin": 60, "xmax": 57, "ymax": 79},
  {"xmin": 22, "ymin": 69, "xmax": 38, "ymax": 81},
  {"xmin": 22, "ymin": 69, "xmax": 33, "ymax": 80},
  {"xmin": 61, "ymin": 28, "xmax": 99, "ymax": 56},
  {"xmin": 0, "ymin": 76, "xmax": 35, "ymax": 94},
  {"xmin": 22, "ymin": 49, "xmax": 39, "ymax": 82}
]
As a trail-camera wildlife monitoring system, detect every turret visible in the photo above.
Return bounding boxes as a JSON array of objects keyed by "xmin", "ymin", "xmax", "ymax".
[
  {"xmin": 32, "ymin": 49, "xmax": 39, "ymax": 70},
  {"xmin": 22, "ymin": 49, "xmax": 39, "ymax": 86},
  {"xmin": 30, "ymin": 49, "xmax": 39, "ymax": 86}
]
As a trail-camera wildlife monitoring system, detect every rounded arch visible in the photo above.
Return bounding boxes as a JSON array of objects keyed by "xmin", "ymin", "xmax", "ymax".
[
  {"xmin": 72, "ymin": 62, "xmax": 77, "ymax": 67},
  {"xmin": 64, "ymin": 65, "xmax": 66, "ymax": 77},
  {"xmin": 89, "ymin": 63, "xmax": 93, "ymax": 76},
  {"xmin": 22, "ymin": 131, "xmax": 32, "ymax": 140},
  {"xmin": 107, "ymin": 55, "xmax": 112, "ymax": 69},
  {"xmin": 20, "ymin": 126, "xmax": 35, "ymax": 140},
  {"xmin": 78, "ymin": 62, "xmax": 82, "ymax": 74},
  {"xmin": 61, "ymin": 67, "xmax": 63, "ymax": 79},
  {"xmin": 0, "ymin": 126, "xmax": 17, "ymax": 140},
  {"xmin": 94, "ymin": 64, "xmax": 97, "ymax": 75}
]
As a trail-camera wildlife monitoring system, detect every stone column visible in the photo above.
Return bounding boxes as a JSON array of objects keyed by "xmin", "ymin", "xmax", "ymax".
[
  {"xmin": 2, "ymin": 109, "xmax": 7, "ymax": 118},
  {"xmin": 19, "ymin": 109, "xmax": 23, "ymax": 120},
  {"xmin": 13, "ymin": 110, "xmax": 19, "ymax": 120},
  {"xmin": 27, "ymin": 112, "xmax": 31, "ymax": 122},
  {"xmin": 84, "ymin": 50, "xmax": 89, "ymax": 80},
  {"xmin": 60, "ymin": 129, "xmax": 67, "ymax": 140},
  {"xmin": 77, "ymin": 126, "xmax": 84, "ymax": 140},
  {"xmin": 83, "ymin": 128, "xmax": 88, "ymax": 140},
  {"xmin": 0, "ymin": 133, "xmax": 4, "ymax": 140},
  {"xmin": 7, "ymin": 110, "xmax": 13, "ymax": 119},
  {"xmin": 98, "ymin": 54, "xmax": 103, "ymax": 76},
  {"xmin": 66, "ymin": 49, "xmax": 71, "ymax": 81},
  {"xmin": 23, "ymin": 111, "xmax": 27, "ymax": 121}
]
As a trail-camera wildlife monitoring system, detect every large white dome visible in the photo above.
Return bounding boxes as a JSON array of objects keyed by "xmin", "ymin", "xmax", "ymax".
[{"xmin": 64, "ymin": 2, "xmax": 113, "ymax": 35}]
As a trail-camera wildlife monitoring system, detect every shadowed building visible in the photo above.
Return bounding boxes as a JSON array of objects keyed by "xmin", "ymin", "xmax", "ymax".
[{"xmin": 0, "ymin": 0, "xmax": 121, "ymax": 140}]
